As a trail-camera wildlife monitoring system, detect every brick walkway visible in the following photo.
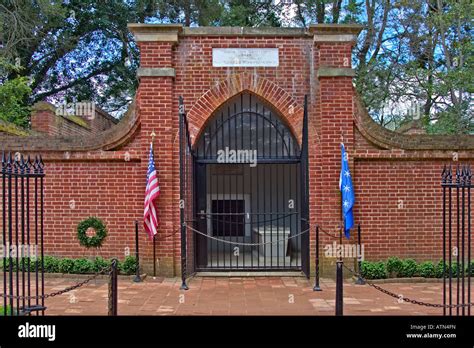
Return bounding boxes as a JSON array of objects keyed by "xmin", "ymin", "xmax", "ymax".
[{"xmin": 7, "ymin": 276, "xmax": 458, "ymax": 316}]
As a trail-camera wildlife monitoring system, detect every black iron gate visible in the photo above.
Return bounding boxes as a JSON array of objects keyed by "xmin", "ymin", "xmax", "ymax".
[
  {"xmin": 1, "ymin": 153, "xmax": 45, "ymax": 315},
  {"xmin": 442, "ymin": 164, "xmax": 472, "ymax": 316},
  {"xmin": 180, "ymin": 92, "xmax": 310, "ymax": 275}
]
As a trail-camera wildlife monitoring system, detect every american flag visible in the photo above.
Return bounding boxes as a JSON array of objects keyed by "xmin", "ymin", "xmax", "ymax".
[{"xmin": 144, "ymin": 143, "xmax": 159, "ymax": 238}]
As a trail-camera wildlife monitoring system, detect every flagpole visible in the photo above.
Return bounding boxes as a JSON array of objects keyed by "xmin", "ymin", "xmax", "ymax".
[
  {"xmin": 150, "ymin": 130, "xmax": 157, "ymax": 278},
  {"xmin": 336, "ymin": 135, "xmax": 345, "ymax": 316},
  {"xmin": 340, "ymin": 134, "xmax": 344, "ymax": 256}
]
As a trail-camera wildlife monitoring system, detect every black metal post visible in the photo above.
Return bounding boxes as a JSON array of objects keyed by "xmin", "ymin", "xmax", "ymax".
[
  {"xmin": 456, "ymin": 166, "xmax": 460, "ymax": 316},
  {"xmin": 313, "ymin": 225, "xmax": 322, "ymax": 291},
  {"xmin": 355, "ymin": 223, "xmax": 365, "ymax": 285},
  {"xmin": 461, "ymin": 166, "xmax": 466, "ymax": 316},
  {"xmin": 108, "ymin": 259, "xmax": 118, "ymax": 316},
  {"xmin": 442, "ymin": 166, "xmax": 447, "ymax": 316},
  {"xmin": 2, "ymin": 152, "xmax": 7, "ymax": 316},
  {"xmin": 133, "ymin": 220, "xmax": 141, "ymax": 283},
  {"xmin": 179, "ymin": 96, "xmax": 189, "ymax": 290},
  {"xmin": 153, "ymin": 235, "xmax": 156, "ymax": 277},
  {"xmin": 335, "ymin": 260, "xmax": 343, "ymax": 316},
  {"xmin": 14, "ymin": 157, "xmax": 19, "ymax": 315},
  {"xmin": 335, "ymin": 225, "xmax": 343, "ymax": 316},
  {"xmin": 20, "ymin": 156, "xmax": 25, "ymax": 312},
  {"xmin": 449, "ymin": 168, "xmax": 453, "ymax": 316},
  {"xmin": 467, "ymin": 165, "xmax": 471, "ymax": 316}
]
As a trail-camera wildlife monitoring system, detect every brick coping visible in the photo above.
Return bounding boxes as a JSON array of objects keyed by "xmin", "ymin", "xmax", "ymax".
[
  {"xmin": 0, "ymin": 101, "xmax": 138, "ymax": 152},
  {"xmin": 128, "ymin": 23, "xmax": 364, "ymax": 38}
]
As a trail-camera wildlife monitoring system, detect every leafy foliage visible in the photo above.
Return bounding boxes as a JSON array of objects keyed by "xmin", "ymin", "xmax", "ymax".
[
  {"xmin": 386, "ymin": 257, "xmax": 403, "ymax": 277},
  {"xmin": 0, "ymin": 1, "xmax": 472, "ymax": 133},
  {"xmin": 77, "ymin": 217, "xmax": 108, "ymax": 249},
  {"xmin": 417, "ymin": 261, "xmax": 436, "ymax": 278},
  {"xmin": 0, "ymin": 255, "xmax": 136, "ymax": 275},
  {"xmin": 360, "ymin": 261, "xmax": 387, "ymax": 279},
  {"xmin": 42, "ymin": 255, "xmax": 60, "ymax": 273},
  {"xmin": 119, "ymin": 256, "xmax": 138, "ymax": 275},
  {"xmin": 93, "ymin": 257, "xmax": 110, "ymax": 272},
  {"xmin": 73, "ymin": 258, "xmax": 95, "ymax": 274},
  {"xmin": 0, "ymin": 58, "xmax": 31, "ymax": 127},
  {"xmin": 398, "ymin": 259, "xmax": 418, "ymax": 278},
  {"xmin": 0, "ymin": 305, "xmax": 13, "ymax": 315},
  {"xmin": 360, "ymin": 258, "xmax": 474, "ymax": 280},
  {"xmin": 58, "ymin": 258, "xmax": 75, "ymax": 274}
]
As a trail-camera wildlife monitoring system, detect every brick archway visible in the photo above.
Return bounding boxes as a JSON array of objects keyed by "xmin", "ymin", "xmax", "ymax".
[{"xmin": 186, "ymin": 73, "xmax": 304, "ymax": 147}]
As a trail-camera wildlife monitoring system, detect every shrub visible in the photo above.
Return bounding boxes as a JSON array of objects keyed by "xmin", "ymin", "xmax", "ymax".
[
  {"xmin": 361, "ymin": 261, "xmax": 387, "ymax": 279},
  {"xmin": 17, "ymin": 257, "xmax": 37, "ymax": 272},
  {"xmin": 399, "ymin": 259, "xmax": 418, "ymax": 277},
  {"xmin": 467, "ymin": 261, "xmax": 474, "ymax": 276},
  {"xmin": 386, "ymin": 257, "xmax": 403, "ymax": 277},
  {"xmin": 417, "ymin": 261, "xmax": 436, "ymax": 278},
  {"xmin": 1, "ymin": 258, "xmax": 14, "ymax": 271},
  {"xmin": 0, "ymin": 305, "xmax": 13, "ymax": 315},
  {"xmin": 435, "ymin": 260, "xmax": 446, "ymax": 278},
  {"xmin": 42, "ymin": 256, "xmax": 60, "ymax": 273},
  {"xmin": 435, "ymin": 260, "xmax": 461, "ymax": 278},
  {"xmin": 73, "ymin": 258, "xmax": 94, "ymax": 274},
  {"xmin": 58, "ymin": 258, "xmax": 75, "ymax": 274},
  {"xmin": 93, "ymin": 257, "xmax": 109, "ymax": 272},
  {"xmin": 119, "ymin": 256, "xmax": 137, "ymax": 275},
  {"xmin": 450, "ymin": 262, "xmax": 460, "ymax": 277}
]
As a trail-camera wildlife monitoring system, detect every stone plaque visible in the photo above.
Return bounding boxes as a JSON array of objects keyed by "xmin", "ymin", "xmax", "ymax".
[{"xmin": 212, "ymin": 48, "xmax": 279, "ymax": 67}]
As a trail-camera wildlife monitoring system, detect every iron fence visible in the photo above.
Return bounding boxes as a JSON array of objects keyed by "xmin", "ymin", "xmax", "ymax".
[
  {"xmin": 442, "ymin": 164, "xmax": 472, "ymax": 316},
  {"xmin": 1, "ymin": 153, "xmax": 45, "ymax": 316}
]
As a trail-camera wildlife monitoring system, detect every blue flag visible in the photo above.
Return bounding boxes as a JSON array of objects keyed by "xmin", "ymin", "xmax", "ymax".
[{"xmin": 339, "ymin": 143, "xmax": 355, "ymax": 238}]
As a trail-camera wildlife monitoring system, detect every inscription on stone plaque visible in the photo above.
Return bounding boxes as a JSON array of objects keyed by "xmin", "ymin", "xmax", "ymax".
[{"xmin": 212, "ymin": 48, "xmax": 279, "ymax": 67}]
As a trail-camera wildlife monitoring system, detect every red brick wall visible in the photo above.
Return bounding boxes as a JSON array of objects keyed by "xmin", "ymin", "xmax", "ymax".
[
  {"xmin": 43, "ymin": 160, "xmax": 143, "ymax": 259},
  {"xmin": 173, "ymin": 36, "xmax": 312, "ymax": 112},
  {"xmin": 30, "ymin": 103, "xmax": 117, "ymax": 137},
  {"xmin": 1, "ymin": 28, "xmax": 473, "ymax": 278}
]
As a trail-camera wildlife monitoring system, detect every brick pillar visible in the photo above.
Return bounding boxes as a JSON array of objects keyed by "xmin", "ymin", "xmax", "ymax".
[
  {"xmin": 309, "ymin": 25, "xmax": 362, "ymax": 277},
  {"xmin": 31, "ymin": 102, "xmax": 57, "ymax": 135},
  {"xmin": 129, "ymin": 24, "xmax": 183, "ymax": 276}
]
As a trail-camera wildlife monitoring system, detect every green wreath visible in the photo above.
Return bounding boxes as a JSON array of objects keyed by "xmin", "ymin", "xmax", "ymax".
[{"xmin": 77, "ymin": 217, "xmax": 108, "ymax": 248}]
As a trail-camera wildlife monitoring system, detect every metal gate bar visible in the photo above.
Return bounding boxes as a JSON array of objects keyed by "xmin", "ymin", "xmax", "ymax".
[
  {"xmin": 1, "ymin": 153, "xmax": 45, "ymax": 316},
  {"xmin": 187, "ymin": 92, "xmax": 308, "ymax": 272},
  {"xmin": 442, "ymin": 165, "xmax": 472, "ymax": 316}
]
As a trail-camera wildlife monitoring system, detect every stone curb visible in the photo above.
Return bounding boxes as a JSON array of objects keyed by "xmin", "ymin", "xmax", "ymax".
[
  {"xmin": 0, "ymin": 272, "xmax": 147, "ymax": 282},
  {"xmin": 351, "ymin": 276, "xmax": 465, "ymax": 284}
]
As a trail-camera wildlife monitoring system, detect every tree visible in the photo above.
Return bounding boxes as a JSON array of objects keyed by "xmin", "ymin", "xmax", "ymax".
[
  {"xmin": 0, "ymin": 0, "xmax": 471, "ymax": 134},
  {"xmin": 374, "ymin": 0, "xmax": 473, "ymax": 134},
  {"xmin": 221, "ymin": 0, "xmax": 282, "ymax": 27},
  {"xmin": 0, "ymin": 0, "xmax": 148, "ymax": 117},
  {"xmin": 0, "ymin": 58, "xmax": 31, "ymax": 127},
  {"xmin": 153, "ymin": 0, "xmax": 223, "ymax": 26}
]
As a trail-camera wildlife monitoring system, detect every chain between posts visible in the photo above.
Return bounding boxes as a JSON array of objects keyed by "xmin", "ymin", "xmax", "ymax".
[
  {"xmin": 185, "ymin": 224, "xmax": 311, "ymax": 247},
  {"xmin": 317, "ymin": 226, "xmax": 341, "ymax": 239},
  {"xmin": 1, "ymin": 264, "xmax": 111, "ymax": 301},
  {"xmin": 343, "ymin": 264, "xmax": 474, "ymax": 309}
]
